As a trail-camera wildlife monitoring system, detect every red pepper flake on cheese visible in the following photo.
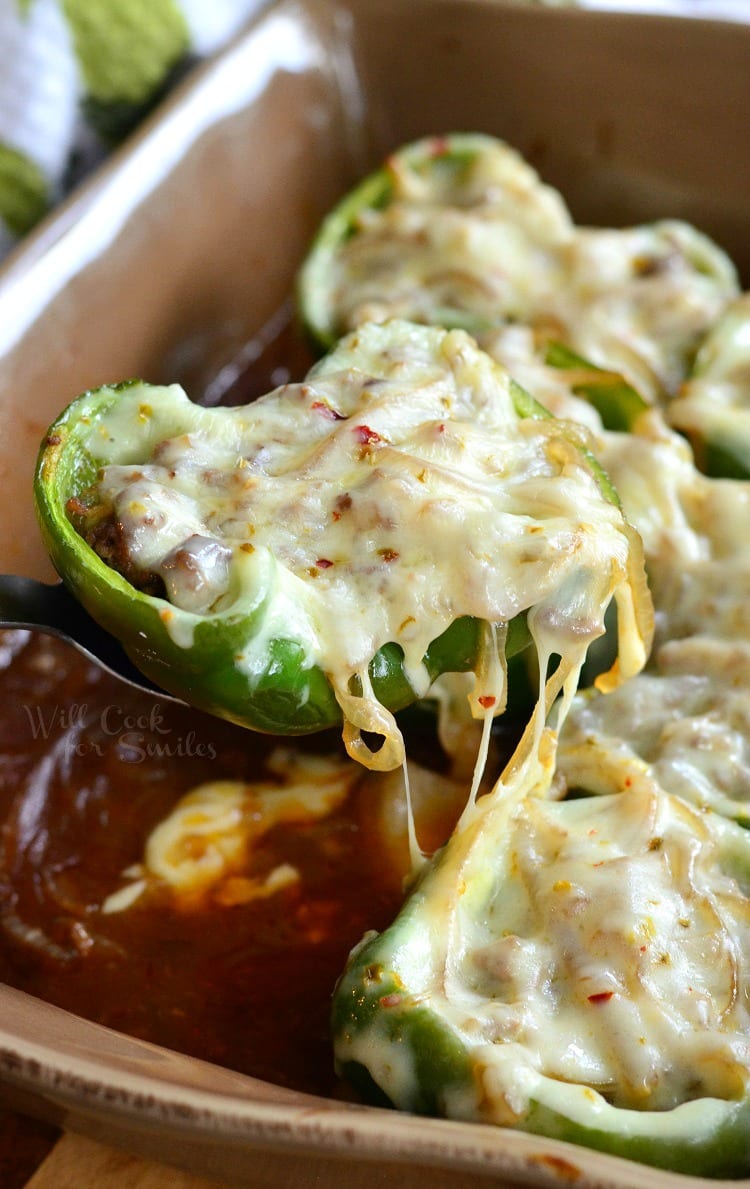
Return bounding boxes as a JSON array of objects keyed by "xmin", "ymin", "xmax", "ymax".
[
  {"xmin": 353, "ymin": 425, "xmax": 383, "ymax": 446},
  {"xmin": 311, "ymin": 400, "xmax": 345, "ymax": 420},
  {"xmin": 587, "ymin": 991, "xmax": 615, "ymax": 1004}
]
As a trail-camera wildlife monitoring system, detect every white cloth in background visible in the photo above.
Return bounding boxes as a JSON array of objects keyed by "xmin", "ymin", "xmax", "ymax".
[{"xmin": 0, "ymin": 0, "xmax": 266, "ymax": 256}]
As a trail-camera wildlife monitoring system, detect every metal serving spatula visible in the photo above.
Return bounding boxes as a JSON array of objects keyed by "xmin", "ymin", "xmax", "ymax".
[{"xmin": 0, "ymin": 575, "xmax": 182, "ymax": 701}]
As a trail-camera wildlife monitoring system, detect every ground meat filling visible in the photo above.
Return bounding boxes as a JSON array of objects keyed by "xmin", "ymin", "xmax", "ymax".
[
  {"xmin": 68, "ymin": 493, "xmax": 234, "ymax": 613},
  {"xmin": 67, "ymin": 494, "xmax": 166, "ymax": 597}
]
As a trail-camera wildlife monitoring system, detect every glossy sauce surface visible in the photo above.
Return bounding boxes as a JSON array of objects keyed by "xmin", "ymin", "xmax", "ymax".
[{"xmin": 0, "ymin": 628, "xmax": 410, "ymax": 1095}]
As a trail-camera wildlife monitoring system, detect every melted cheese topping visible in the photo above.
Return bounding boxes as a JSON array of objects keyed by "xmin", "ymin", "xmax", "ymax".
[
  {"xmin": 325, "ymin": 136, "xmax": 574, "ymax": 334},
  {"xmin": 341, "ymin": 779, "xmax": 750, "ymax": 1120},
  {"xmin": 467, "ymin": 787, "xmax": 750, "ymax": 1115},
  {"xmin": 559, "ymin": 639, "xmax": 750, "ymax": 823},
  {"xmin": 342, "ymin": 756, "xmax": 750, "ymax": 1117},
  {"xmin": 667, "ymin": 292, "xmax": 750, "ymax": 468},
  {"xmin": 318, "ymin": 137, "xmax": 738, "ymax": 403},
  {"xmin": 560, "ymin": 222, "xmax": 737, "ymax": 400},
  {"xmin": 591, "ymin": 423, "xmax": 750, "ymax": 647},
  {"xmin": 102, "ymin": 749, "xmax": 357, "ymax": 911},
  {"xmin": 83, "ymin": 321, "xmax": 649, "ymax": 770},
  {"xmin": 558, "ymin": 417, "xmax": 750, "ymax": 824}
]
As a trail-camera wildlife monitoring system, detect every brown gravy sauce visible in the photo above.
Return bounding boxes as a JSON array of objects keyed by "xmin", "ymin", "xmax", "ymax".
[{"xmin": 0, "ymin": 628, "xmax": 407, "ymax": 1095}]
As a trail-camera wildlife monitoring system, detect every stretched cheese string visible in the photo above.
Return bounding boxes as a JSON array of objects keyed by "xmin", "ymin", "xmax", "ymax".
[
  {"xmin": 466, "ymin": 621, "xmax": 507, "ymax": 811},
  {"xmin": 403, "ymin": 622, "xmax": 509, "ymax": 874},
  {"xmin": 401, "ymin": 758, "xmax": 425, "ymax": 874},
  {"xmin": 335, "ymin": 668, "xmax": 407, "ymax": 771}
]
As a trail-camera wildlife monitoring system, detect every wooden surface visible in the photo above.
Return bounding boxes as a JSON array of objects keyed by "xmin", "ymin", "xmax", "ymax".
[
  {"xmin": 23, "ymin": 1130, "xmax": 535, "ymax": 1188},
  {"xmin": 27, "ymin": 1134, "xmax": 223, "ymax": 1188}
]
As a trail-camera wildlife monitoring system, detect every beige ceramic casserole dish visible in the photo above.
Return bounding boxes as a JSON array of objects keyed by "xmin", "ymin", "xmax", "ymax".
[{"xmin": 0, "ymin": 1, "xmax": 748, "ymax": 1184}]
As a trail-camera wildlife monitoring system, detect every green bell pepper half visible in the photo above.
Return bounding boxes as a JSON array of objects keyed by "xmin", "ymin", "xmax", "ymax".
[
  {"xmin": 297, "ymin": 132, "xmax": 544, "ymax": 352},
  {"xmin": 34, "ymin": 358, "xmax": 547, "ymax": 737},
  {"xmin": 35, "ymin": 380, "xmax": 335, "ymax": 733},
  {"xmin": 297, "ymin": 134, "xmax": 652, "ymax": 436},
  {"xmin": 333, "ymin": 786, "xmax": 750, "ymax": 1178}
]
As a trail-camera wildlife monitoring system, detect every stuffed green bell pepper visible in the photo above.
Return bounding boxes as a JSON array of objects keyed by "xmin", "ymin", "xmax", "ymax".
[
  {"xmin": 333, "ymin": 770, "xmax": 750, "ymax": 1177},
  {"xmin": 296, "ymin": 128, "xmax": 650, "ymax": 433},
  {"xmin": 35, "ymin": 319, "xmax": 650, "ymax": 768},
  {"xmin": 297, "ymin": 132, "xmax": 575, "ymax": 351},
  {"xmin": 667, "ymin": 292, "xmax": 750, "ymax": 479},
  {"xmin": 297, "ymin": 133, "xmax": 737, "ymax": 407}
]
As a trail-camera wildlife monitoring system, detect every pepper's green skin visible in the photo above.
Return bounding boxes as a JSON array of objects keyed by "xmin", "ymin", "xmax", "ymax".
[
  {"xmin": 543, "ymin": 341, "xmax": 649, "ymax": 432},
  {"xmin": 333, "ymin": 795, "xmax": 750, "ymax": 1178},
  {"xmin": 299, "ymin": 165, "xmax": 393, "ymax": 352},
  {"xmin": 669, "ymin": 295, "xmax": 750, "ymax": 479},
  {"xmin": 34, "ymin": 370, "xmax": 542, "ymax": 736},
  {"xmin": 297, "ymin": 134, "xmax": 512, "ymax": 353}
]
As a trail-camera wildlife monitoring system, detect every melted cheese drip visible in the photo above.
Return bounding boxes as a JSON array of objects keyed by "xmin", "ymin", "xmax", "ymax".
[
  {"xmin": 86, "ymin": 321, "xmax": 649, "ymax": 771},
  {"xmin": 104, "ymin": 751, "xmax": 483, "ymax": 915}
]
